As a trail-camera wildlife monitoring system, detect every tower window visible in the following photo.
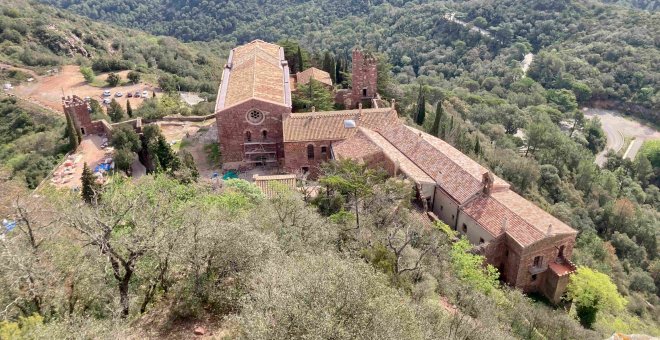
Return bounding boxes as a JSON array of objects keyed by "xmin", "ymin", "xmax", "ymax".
[
  {"xmin": 262, "ymin": 130, "xmax": 268, "ymax": 140},
  {"xmin": 533, "ymin": 256, "xmax": 542, "ymax": 267},
  {"xmin": 479, "ymin": 238, "xmax": 484, "ymax": 244},
  {"xmin": 321, "ymin": 146, "xmax": 327, "ymax": 158},
  {"xmin": 307, "ymin": 145, "xmax": 315, "ymax": 160},
  {"xmin": 462, "ymin": 223, "xmax": 467, "ymax": 233},
  {"xmin": 362, "ymin": 88, "xmax": 367, "ymax": 97},
  {"xmin": 245, "ymin": 131, "xmax": 252, "ymax": 142}
]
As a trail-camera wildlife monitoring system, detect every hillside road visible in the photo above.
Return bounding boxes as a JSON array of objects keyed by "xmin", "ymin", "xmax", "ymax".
[{"xmin": 584, "ymin": 108, "xmax": 660, "ymax": 166}]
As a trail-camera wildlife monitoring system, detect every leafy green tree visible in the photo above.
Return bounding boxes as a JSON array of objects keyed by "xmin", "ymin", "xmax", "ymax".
[
  {"xmin": 567, "ymin": 267, "xmax": 626, "ymax": 328},
  {"xmin": 127, "ymin": 70, "xmax": 140, "ymax": 84},
  {"xmin": 296, "ymin": 46, "xmax": 305, "ymax": 72},
  {"xmin": 450, "ymin": 238, "xmax": 500, "ymax": 294},
  {"xmin": 321, "ymin": 51, "xmax": 335, "ymax": 83},
  {"xmin": 113, "ymin": 148, "xmax": 134, "ymax": 175},
  {"xmin": 107, "ymin": 99, "xmax": 125, "ymax": 122},
  {"xmin": 106, "ymin": 72, "xmax": 120, "ymax": 87},
  {"xmin": 110, "ymin": 125, "xmax": 141, "ymax": 152},
  {"xmin": 80, "ymin": 162, "xmax": 98, "ymax": 204},
  {"xmin": 80, "ymin": 66, "xmax": 95, "ymax": 83},
  {"xmin": 88, "ymin": 99, "xmax": 106, "ymax": 120},
  {"xmin": 546, "ymin": 89, "xmax": 578, "ymax": 113},
  {"xmin": 292, "ymin": 79, "xmax": 334, "ymax": 112}
]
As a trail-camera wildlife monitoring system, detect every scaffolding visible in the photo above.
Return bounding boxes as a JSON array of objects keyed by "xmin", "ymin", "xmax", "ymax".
[{"xmin": 243, "ymin": 141, "xmax": 278, "ymax": 166}]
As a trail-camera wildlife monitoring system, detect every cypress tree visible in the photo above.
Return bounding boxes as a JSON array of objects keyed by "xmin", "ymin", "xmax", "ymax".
[
  {"xmin": 65, "ymin": 112, "xmax": 79, "ymax": 151},
  {"xmin": 415, "ymin": 85, "xmax": 426, "ymax": 125},
  {"xmin": 296, "ymin": 46, "xmax": 304, "ymax": 72},
  {"xmin": 322, "ymin": 52, "xmax": 335, "ymax": 83},
  {"xmin": 474, "ymin": 137, "xmax": 481, "ymax": 156},
  {"xmin": 126, "ymin": 100, "xmax": 133, "ymax": 118},
  {"xmin": 431, "ymin": 99, "xmax": 445, "ymax": 137},
  {"xmin": 108, "ymin": 99, "xmax": 125, "ymax": 122},
  {"xmin": 80, "ymin": 162, "xmax": 97, "ymax": 204}
]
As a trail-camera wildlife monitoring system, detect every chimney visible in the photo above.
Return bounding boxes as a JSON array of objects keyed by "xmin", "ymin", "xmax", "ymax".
[
  {"xmin": 546, "ymin": 224, "xmax": 553, "ymax": 235},
  {"xmin": 482, "ymin": 172, "xmax": 494, "ymax": 194}
]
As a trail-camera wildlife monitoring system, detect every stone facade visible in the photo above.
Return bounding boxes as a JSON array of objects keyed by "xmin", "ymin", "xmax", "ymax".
[
  {"xmin": 216, "ymin": 99, "xmax": 290, "ymax": 170},
  {"xmin": 283, "ymin": 140, "xmax": 332, "ymax": 177},
  {"xmin": 63, "ymin": 95, "xmax": 93, "ymax": 135},
  {"xmin": 350, "ymin": 49, "xmax": 378, "ymax": 109}
]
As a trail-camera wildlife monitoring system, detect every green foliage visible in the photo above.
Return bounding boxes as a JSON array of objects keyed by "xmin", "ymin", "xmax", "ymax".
[
  {"xmin": 449, "ymin": 238, "xmax": 500, "ymax": 294},
  {"xmin": 107, "ymin": 99, "xmax": 124, "ymax": 122},
  {"xmin": 0, "ymin": 314, "xmax": 43, "ymax": 340},
  {"xmin": 203, "ymin": 142, "xmax": 221, "ymax": 167},
  {"xmin": 567, "ymin": 267, "xmax": 627, "ymax": 328},
  {"xmin": 127, "ymin": 70, "xmax": 140, "ymax": 84},
  {"xmin": 224, "ymin": 178, "xmax": 264, "ymax": 203},
  {"xmin": 292, "ymin": 79, "xmax": 334, "ymax": 112},
  {"xmin": 106, "ymin": 72, "xmax": 120, "ymax": 87},
  {"xmin": 80, "ymin": 66, "xmax": 95, "ymax": 83},
  {"xmin": 126, "ymin": 100, "xmax": 132, "ymax": 118},
  {"xmin": 80, "ymin": 162, "xmax": 98, "ymax": 204},
  {"xmin": 110, "ymin": 125, "xmax": 141, "ymax": 152},
  {"xmin": 65, "ymin": 112, "xmax": 79, "ymax": 151},
  {"xmin": 415, "ymin": 85, "xmax": 426, "ymax": 125},
  {"xmin": 639, "ymin": 139, "xmax": 660, "ymax": 168}
]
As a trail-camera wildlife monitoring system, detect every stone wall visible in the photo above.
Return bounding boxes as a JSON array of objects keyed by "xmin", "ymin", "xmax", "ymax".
[
  {"xmin": 510, "ymin": 233, "xmax": 576, "ymax": 293},
  {"xmin": 63, "ymin": 95, "xmax": 92, "ymax": 135},
  {"xmin": 350, "ymin": 49, "xmax": 378, "ymax": 109},
  {"xmin": 283, "ymin": 140, "xmax": 333, "ymax": 178},
  {"xmin": 216, "ymin": 99, "xmax": 290, "ymax": 168}
]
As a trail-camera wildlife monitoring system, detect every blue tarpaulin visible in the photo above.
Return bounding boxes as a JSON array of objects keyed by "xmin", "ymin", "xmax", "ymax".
[
  {"xmin": 2, "ymin": 219, "xmax": 16, "ymax": 233},
  {"xmin": 222, "ymin": 171, "xmax": 238, "ymax": 180},
  {"xmin": 94, "ymin": 163, "xmax": 112, "ymax": 173}
]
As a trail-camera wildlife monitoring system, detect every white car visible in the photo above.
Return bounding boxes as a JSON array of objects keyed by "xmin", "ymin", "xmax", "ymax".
[
  {"xmin": 103, "ymin": 98, "xmax": 111, "ymax": 104},
  {"xmin": 142, "ymin": 90, "xmax": 149, "ymax": 97},
  {"xmin": 103, "ymin": 90, "xmax": 111, "ymax": 97},
  {"xmin": 115, "ymin": 92, "xmax": 123, "ymax": 97}
]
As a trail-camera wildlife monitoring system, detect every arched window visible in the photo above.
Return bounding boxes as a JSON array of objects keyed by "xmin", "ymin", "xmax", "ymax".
[
  {"xmin": 245, "ymin": 131, "xmax": 252, "ymax": 142},
  {"xmin": 307, "ymin": 144, "xmax": 315, "ymax": 160},
  {"xmin": 320, "ymin": 146, "xmax": 327, "ymax": 158},
  {"xmin": 262, "ymin": 130, "xmax": 268, "ymax": 140}
]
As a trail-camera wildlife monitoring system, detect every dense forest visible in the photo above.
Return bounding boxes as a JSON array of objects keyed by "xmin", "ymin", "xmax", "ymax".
[
  {"xmin": 0, "ymin": 0, "xmax": 658, "ymax": 338},
  {"xmin": 38, "ymin": 0, "xmax": 660, "ymax": 120}
]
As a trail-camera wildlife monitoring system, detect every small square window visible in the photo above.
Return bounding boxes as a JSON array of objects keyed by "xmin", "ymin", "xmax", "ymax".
[
  {"xmin": 440, "ymin": 205, "xmax": 443, "ymax": 211},
  {"xmin": 531, "ymin": 274, "xmax": 537, "ymax": 281},
  {"xmin": 479, "ymin": 238, "xmax": 484, "ymax": 244},
  {"xmin": 301, "ymin": 167, "xmax": 309, "ymax": 173},
  {"xmin": 462, "ymin": 223, "xmax": 467, "ymax": 233}
]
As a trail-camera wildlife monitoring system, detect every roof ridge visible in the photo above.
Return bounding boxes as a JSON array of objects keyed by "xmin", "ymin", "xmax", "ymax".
[
  {"xmin": 491, "ymin": 190, "xmax": 575, "ymax": 236},
  {"xmin": 289, "ymin": 108, "xmax": 391, "ymax": 118}
]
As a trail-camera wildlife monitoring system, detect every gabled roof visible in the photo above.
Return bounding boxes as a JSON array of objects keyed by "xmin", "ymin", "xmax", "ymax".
[
  {"xmin": 461, "ymin": 190, "xmax": 577, "ymax": 247},
  {"xmin": 379, "ymin": 125, "xmax": 508, "ymax": 203},
  {"xmin": 215, "ymin": 40, "xmax": 291, "ymax": 111},
  {"xmin": 283, "ymin": 108, "xmax": 398, "ymax": 142},
  {"xmin": 296, "ymin": 67, "xmax": 333, "ymax": 87}
]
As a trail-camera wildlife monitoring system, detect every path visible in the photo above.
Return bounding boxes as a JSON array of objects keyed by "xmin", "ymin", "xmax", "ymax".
[
  {"xmin": 583, "ymin": 108, "xmax": 660, "ymax": 166},
  {"xmin": 443, "ymin": 13, "xmax": 492, "ymax": 38},
  {"xmin": 521, "ymin": 53, "xmax": 534, "ymax": 75}
]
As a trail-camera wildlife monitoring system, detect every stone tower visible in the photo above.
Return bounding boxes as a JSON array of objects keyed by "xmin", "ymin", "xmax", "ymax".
[
  {"xmin": 62, "ymin": 95, "xmax": 92, "ymax": 135},
  {"xmin": 351, "ymin": 49, "xmax": 378, "ymax": 109}
]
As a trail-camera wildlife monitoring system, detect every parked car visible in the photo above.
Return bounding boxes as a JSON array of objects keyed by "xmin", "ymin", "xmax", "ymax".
[
  {"xmin": 115, "ymin": 92, "xmax": 123, "ymax": 97},
  {"xmin": 84, "ymin": 96, "xmax": 91, "ymax": 102},
  {"xmin": 103, "ymin": 90, "xmax": 111, "ymax": 97},
  {"xmin": 134, "ymin": 91, "xmax": 141, "ymax": 98},
  {"xmin": 127, "ymin": 92, "xmax": 133, "ymax": 98},
  {"xmin": 142, "ymin": 90, "xmax": 149, "ymax": 97},
  {"xmin": 103, "ymin": 98, "xmax": 111, "ymax": 104}
]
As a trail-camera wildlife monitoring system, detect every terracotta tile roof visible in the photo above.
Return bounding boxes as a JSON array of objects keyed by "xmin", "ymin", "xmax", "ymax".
[
  {"xmin": 549, "ymin": 261, "xmax": 576, "ymax": 277},
  {"xmin": 296, "ymin": 67, "xmax": 333, "ymax": 87},
  {"xmin": 216, "ymin": 40, "xmax": 291, "ymax": 111},
  {"xmin": 461, "ymin": 190, "xmax": 576, "ymax": 247},
  {"xmin": 379, "ymin": 125, "xmax": 508, "ymax": 203},
  {"xmin": 253, "ymin": 174, "xmax": 297, "ymax": 198},
  {"xmin": 334, "ymin": 128, "xmax": 436, "ymax": 197},
  {"xmin": 283, "ymin": 108, "xmax": 398, "ymax": 142}
]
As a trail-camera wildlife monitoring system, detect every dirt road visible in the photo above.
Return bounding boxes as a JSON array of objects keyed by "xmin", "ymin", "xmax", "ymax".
[{"xmin": 584, "ymin": 108, "xmax": 660, "ymax": 165}]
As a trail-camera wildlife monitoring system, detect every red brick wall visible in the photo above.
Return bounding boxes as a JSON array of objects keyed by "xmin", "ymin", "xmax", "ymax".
[
  {"xmin": 216, "ymin": 99, "xmax": 290, "ymax": 168},
  {"xmin": 351, "ymin": 50, "xmax": 378, "ymax": 108},
  {"xmin": 509, "ymin": 233, "xmax": 576, "ymax": 294},
  {"xmin": 283, "ymin": 140, "xmax": 333, "ymax": 178}
]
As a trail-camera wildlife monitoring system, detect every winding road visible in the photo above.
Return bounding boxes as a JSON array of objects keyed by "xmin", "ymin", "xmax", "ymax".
[{"xmin": 583, "ymin": 108, "xmax": 660, "ymax": 166}]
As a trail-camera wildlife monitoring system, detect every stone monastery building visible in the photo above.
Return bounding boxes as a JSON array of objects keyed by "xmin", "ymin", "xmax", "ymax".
[{"xmin": 215, "ymin": 40, "xmax": 578, "ymax": 303}]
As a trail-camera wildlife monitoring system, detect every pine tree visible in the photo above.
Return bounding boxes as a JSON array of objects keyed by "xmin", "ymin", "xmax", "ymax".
[
  {"xmin": 415, "ymin": 85, "xmax": 426, "ymax": 125},
  {"xmin": 126, "ymin": 100, "xmax": 133, "ymax": 118},
  {"xmin": 65, "ymin": 112, "xmax": 79, "ymax": 151},
  {"xmin": 80, "ymin": 162, "xmax": 97, "ymax": 204},
  {"xmin": 296, "ymin": 46, "xmax": 304, "ymax": 72},
  {"xmin": 335, "ymin": 57, "xmax": 343, "ymax": 87},
  {"xmin": 431, "ymin": 99, "xmax": 445, "ymax": 137}
]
